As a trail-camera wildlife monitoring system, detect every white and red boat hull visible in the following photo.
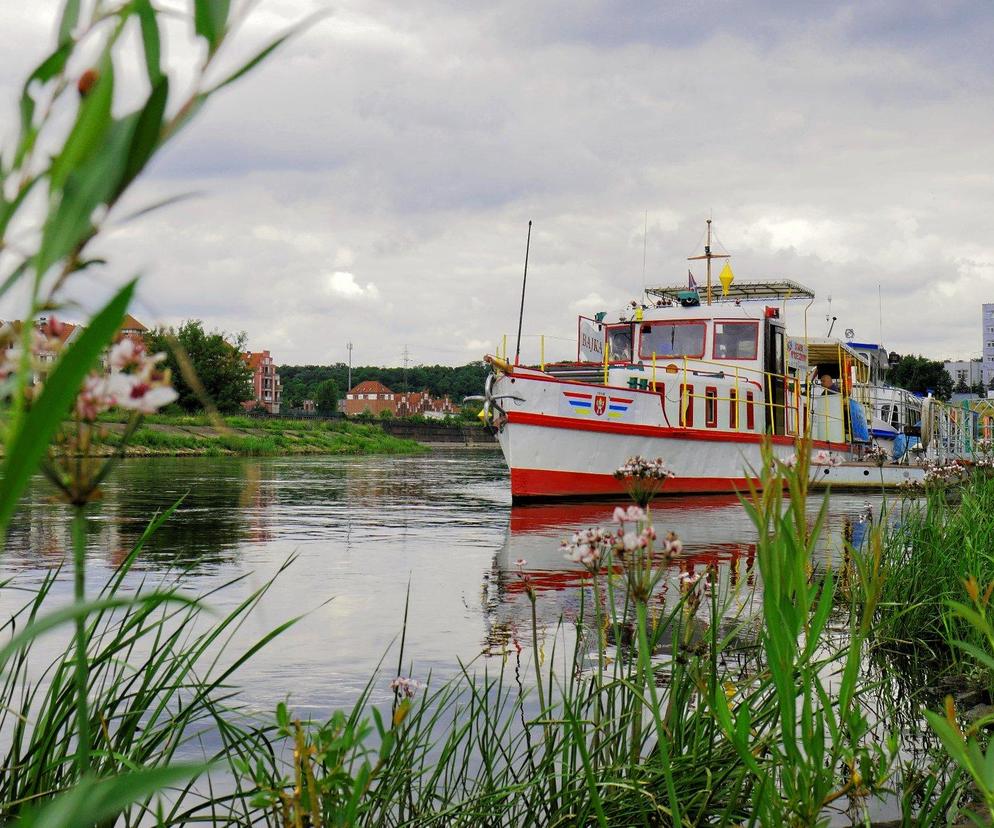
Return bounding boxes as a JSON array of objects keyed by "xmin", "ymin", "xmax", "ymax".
[{"xmin": 487, "ymin": 365, "xmax": 849, "ymax": 501}]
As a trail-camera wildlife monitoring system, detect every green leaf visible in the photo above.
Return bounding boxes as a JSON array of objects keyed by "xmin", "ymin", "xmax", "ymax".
[
  {"xmin": 38, "ymin": 113, "xmax": 137, "ymax": 274},
  {"xmin": 133, "ymin": 0, "xmax": 163, "ymax": 84},
  {"xmin": 18, "ymin": 764, "xmax": 208, "ymax": 828},
  {"xmin": 194, "ymin": 0, "xmax": 231, "ymax": 54},
  {"xmin": 49, "ymin": 52, "xmax": 114, "ymax": 194},
  {"xmin": 0, "ymin": 280, "xmax": 135, "ymax": 539},
  {"xmin": 0, "ymin": 591, "xmax": 197, "ymax": 669},
  {"xmin": 14, "ymin": 42, "xmax": 73, "ymax": 167},
  {"xmin": 57, "ymin": 0, "xmax": 81, "ymax": 46},
  {"xmin": 117, "ymin": 76, "xmax": 169, "ymax": 196}
]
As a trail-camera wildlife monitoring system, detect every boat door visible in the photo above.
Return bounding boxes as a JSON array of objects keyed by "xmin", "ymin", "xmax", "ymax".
[{"xmin": 765, "ymin": 318, "xmax": 787, "ymax": 435}]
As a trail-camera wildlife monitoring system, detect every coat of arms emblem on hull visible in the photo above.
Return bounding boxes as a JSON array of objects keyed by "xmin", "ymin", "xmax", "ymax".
[{"xmin": 593, "ymin": 395, "xmax": 607, "ymax": 416}]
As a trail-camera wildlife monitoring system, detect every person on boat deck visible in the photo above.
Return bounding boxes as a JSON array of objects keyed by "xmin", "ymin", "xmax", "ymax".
[{"xmin": 820, "ymin": 373, "xmax": 840, "ymax": 393}]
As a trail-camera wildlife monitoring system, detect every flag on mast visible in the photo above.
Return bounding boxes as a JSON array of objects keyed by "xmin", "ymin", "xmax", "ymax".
[
  {"xmin": 718, "ymin": 261, "xmax": 735, "ymax": 296},
  {"xmin": 688, "ymin": 269, "xmax": 698, "ymax": 290}
]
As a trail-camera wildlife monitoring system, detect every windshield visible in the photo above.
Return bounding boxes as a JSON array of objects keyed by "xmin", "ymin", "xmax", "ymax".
[
  {"xmin": 714, "ymin": 321, "xmax": 758, "ymax": 360},
  {"xmin": 639, "ymin": 321, "xmax": 706, "ymax": 359}
]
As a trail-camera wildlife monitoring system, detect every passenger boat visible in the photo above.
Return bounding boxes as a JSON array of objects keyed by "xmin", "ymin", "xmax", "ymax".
[{"xmin": 482, "ymin": 224, "xmax": 927, "ymax": 501}]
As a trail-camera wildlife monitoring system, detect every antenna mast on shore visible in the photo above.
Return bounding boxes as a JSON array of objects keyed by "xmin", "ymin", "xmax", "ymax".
[
  {"xmin": 687, "ymin": 218, "xmax": 729, "ymax": 306},
  {"xmin": 347, "ymin": 341, "xmax": 353, "ymax": 390}
]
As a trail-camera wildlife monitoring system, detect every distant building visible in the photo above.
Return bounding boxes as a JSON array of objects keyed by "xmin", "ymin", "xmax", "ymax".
[
  {"xmin": 396, "ymin": 390, "xmax": 460, "ymax": 418},
  {"xmin": 344, "ymin": 380, "xmax": 396, "ymax": 416},
  {"xmin": 302, "ymin": 399, "xmax": 316, "ymax": 413},
  {"xmin": 984, "ymin": 304, "xmax": 994, "ymax": 386},
  {"xmin": 115, "ymin": 314, "xmax": 148, "ymax": 345},
  {"xmin": 243, "ymin": 350, "xmax": 281, "ymax": 414},
  {"xmin": 945, "ymin": 359, "xmax": 983, "ymax": 388},
  {"xmin": 344, "ymin": 382, "xmax": 459, "ymax": 418}
]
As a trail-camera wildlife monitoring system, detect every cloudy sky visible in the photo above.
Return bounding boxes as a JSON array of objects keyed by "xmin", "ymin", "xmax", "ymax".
[{"xmin": 2, "ymin": 0, "xmax": 993, "ymax": 367}]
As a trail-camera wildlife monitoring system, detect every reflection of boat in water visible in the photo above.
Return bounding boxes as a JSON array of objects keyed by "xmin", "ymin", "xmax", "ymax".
[{"xmin": 481, "ymin": 493, "xmax": 874, "ymax": 656}]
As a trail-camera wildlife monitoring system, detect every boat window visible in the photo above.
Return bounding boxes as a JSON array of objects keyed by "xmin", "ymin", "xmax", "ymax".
[
  {"xmin": 605, "ymin": 325, "xmax": 633, "ymax": 362},
  {"xmin": 639, "ymin": 321, "xmax": 706, "ymax": 360},
  {"xmin": 713, "ymin": 321, "xmax": 758, "ymax": 360}
]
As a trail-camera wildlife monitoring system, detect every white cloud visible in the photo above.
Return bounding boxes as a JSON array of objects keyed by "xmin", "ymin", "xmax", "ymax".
[
  {"xmin": 326, "ymin": 271, "xmax": 380, "ymax": 301},
  {"xmin": 571, "ymin": 292, "xmax": 607, "ymax": 311},
  {"xmin": 2, "ymin": 1, "xmax": 993, "ymax": 365}
]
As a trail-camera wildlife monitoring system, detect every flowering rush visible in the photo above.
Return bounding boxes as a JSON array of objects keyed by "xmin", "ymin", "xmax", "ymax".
[
  {"xmin": 612, "ymin": 505, "xmax": 646, "ymax": 524},
  {"xmin": 613, "ymin": 456, "xmax": 675, "ymax": 481},
  {"xmin": 75, "ymin": 339, "xmax": 178, "ymax": 419},
  {"xmin": 389, "ymin": 676, "xmax": 421, "ymax": 698},
  {"xmin": 812, "ymin": 449, "xmax": 844, "ymax": 467}
]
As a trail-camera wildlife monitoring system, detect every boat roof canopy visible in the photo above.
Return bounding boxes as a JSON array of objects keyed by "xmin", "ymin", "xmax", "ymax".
[
  {"xmin": 805, "ymin": 338, "xmax": 870, "ymax": 380},
  {"xmin": 646, "ymin": 279, "xmax": 815, "ymax": 303}
]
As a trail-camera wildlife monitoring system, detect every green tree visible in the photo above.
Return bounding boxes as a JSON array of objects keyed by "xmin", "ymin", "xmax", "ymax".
[
  {"xmin": 146, "ymin": 321, "xmax": 253, "ymax": 413},
  {"xmin": 889, "ymin": 354, "xmax": 953, "ymax": 401},
  {"xmin": 314, "ymin": 378, "xmax": 339, "ymax": 413},
  {"xmin": 955, "ymin": 376, "xmax": 970, "ymax": 394}
]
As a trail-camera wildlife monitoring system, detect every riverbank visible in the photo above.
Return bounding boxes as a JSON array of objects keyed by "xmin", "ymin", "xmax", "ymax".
[{"xmin": 0, "ymin": 414, "xmax": 426, "ymax": 457}]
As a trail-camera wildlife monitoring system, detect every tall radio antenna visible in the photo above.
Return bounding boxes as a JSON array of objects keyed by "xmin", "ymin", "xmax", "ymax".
[{"xmin": 514, "ymin": 220, "xmax": 532, "ymax": 366}]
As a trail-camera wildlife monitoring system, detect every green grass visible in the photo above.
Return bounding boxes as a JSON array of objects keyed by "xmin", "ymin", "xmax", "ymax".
[
  {"xmin": 14, "ymin": 417, "xmax": 427, "ymax": 458},
  {"xmin": 866, "ymin": 472, "xmax": 994, "ymax": 658},
  {"xmin": 0, "ymin": 509, "xmax": 295, "ymax": 825}
]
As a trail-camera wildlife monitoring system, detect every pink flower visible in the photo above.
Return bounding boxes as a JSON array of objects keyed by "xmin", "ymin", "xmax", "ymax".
[
  {"xmin": 76, "ymin": 374, "xmax": 115, "ymax": 421},
  {"xmin": 513, "ymin": 558, "xmax": 527, "ymax": 568},
  {"xmin": 612, "ymin": 505, "xmax": 646, "ymax": 524},
  {"xmin": 389, "ymin": 676, "xmax": 421, "ymax": 698}
]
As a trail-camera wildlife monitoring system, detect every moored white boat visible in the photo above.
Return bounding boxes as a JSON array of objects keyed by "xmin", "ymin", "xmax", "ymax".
[{"xmin": 480, "ymin": 225, "xmax": 989, "ymax": 501}]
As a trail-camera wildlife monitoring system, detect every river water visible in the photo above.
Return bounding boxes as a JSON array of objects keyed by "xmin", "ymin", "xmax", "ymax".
[{"xmin": 2, "ymin": 448, "xmax": 883, "ymax": 720}]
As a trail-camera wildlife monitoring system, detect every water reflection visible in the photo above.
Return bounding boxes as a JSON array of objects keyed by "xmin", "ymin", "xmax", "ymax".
[
  {"xmin": 1, "ymin": 450, "xmax": 885, "ymax": 717},
  {"xmin": 483, "ymin": 493, "xmax": 879, "ymax": 658}
]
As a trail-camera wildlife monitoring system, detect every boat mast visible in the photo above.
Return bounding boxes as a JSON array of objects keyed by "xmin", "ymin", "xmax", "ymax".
[{"xmin": 687, "ymin": 218, "xmax": 729, "ymax": 306}]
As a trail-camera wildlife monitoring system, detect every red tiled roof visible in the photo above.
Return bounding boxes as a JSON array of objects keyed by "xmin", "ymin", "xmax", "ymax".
[
  {"xmin": 119, "ymin": 314, "xmax": 147, "ymax": 332},
  {"xmin": 349, "ymin": 380, "xmax": 393, "ymax": 395}
]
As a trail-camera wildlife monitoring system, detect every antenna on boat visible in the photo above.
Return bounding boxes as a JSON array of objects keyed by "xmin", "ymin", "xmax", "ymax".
[
  {"xmin": 878, "ymin": 282, "xmax": 883, "ymax": 345},
  {"xmin": 687, "ymin": 218, "xmax": 729, "ymax": 305},
  {"xmin": 641, "ymin": 210, "xmax": 648, "ymax": 293},
  {"xmin": 514, "ymin": 220, "xmax": 532, "ymax": 366}
]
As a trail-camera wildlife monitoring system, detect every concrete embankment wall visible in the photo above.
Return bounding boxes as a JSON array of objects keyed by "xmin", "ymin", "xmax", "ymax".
[{"xmin": 377, "ymin": 421, "xmax": 497, "ymax": 445}]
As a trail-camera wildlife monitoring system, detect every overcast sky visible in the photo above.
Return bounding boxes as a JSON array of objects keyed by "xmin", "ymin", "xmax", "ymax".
[{"xmin": 2, "ymin": 1, "xmax": 993, "ymax": 367}]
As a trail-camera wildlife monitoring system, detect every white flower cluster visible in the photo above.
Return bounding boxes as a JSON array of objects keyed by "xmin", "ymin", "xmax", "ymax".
[
  {"xmin": 389, "ymin": 676, "xmax": 421, "ymax": 698},
  {"xmin": 78, "ymin": 339, "xmax": 177, "ymax": 419},
  {"xmin": 613, "ymin": 456, "xmax": 675, "ymax": 481},
  {"xmin": 923, "ymin": 460, "xmax": 968, "ymax": 486},
  {"xmin": 812, "ymin": 449, "xmax": 844, "ymax": 467}
]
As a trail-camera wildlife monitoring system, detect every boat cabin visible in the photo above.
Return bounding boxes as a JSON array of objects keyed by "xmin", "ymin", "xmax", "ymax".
[{"xmin": 553, "ymin": 280, "xmax": 855, "ymax": 444}]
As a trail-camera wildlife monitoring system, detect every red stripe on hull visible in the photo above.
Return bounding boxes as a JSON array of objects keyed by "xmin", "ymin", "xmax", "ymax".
[
  {"xmin": 506, "ymin": 410, "xmax": 848, "ymax": 452},
  {"xmin": 511, "ymin": 468, "xmax": 756, "ymax": 500}
]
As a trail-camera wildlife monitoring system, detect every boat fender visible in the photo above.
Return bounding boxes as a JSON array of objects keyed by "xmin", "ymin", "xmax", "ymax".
[
  {"xmin": 892, "ymin": 433, "xmax": 907, "ymax": 461},
  {"xmin": 849, "ymin": 398, "xmax": 870, "ymax": 443}
]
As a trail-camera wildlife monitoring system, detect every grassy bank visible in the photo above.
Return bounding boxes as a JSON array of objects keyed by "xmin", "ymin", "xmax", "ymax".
[{"xmin": 0, "ymin": 414, "xmax": 426, "ymax": 457}]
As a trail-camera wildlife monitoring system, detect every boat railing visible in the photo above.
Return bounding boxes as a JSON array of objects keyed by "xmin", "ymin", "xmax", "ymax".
[{"xmin": 667, "ymin": 356, "xmax": 850, "ymax": 444}]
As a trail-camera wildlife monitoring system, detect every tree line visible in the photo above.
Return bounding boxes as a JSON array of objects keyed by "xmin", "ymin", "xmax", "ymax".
[
  {"xmin": 279, "ymin": 362, "xmax": 487, "ymax": 411},
  {"xmin": 138, "ymin": 320, "xmax": 487, "ymax": 414}
]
